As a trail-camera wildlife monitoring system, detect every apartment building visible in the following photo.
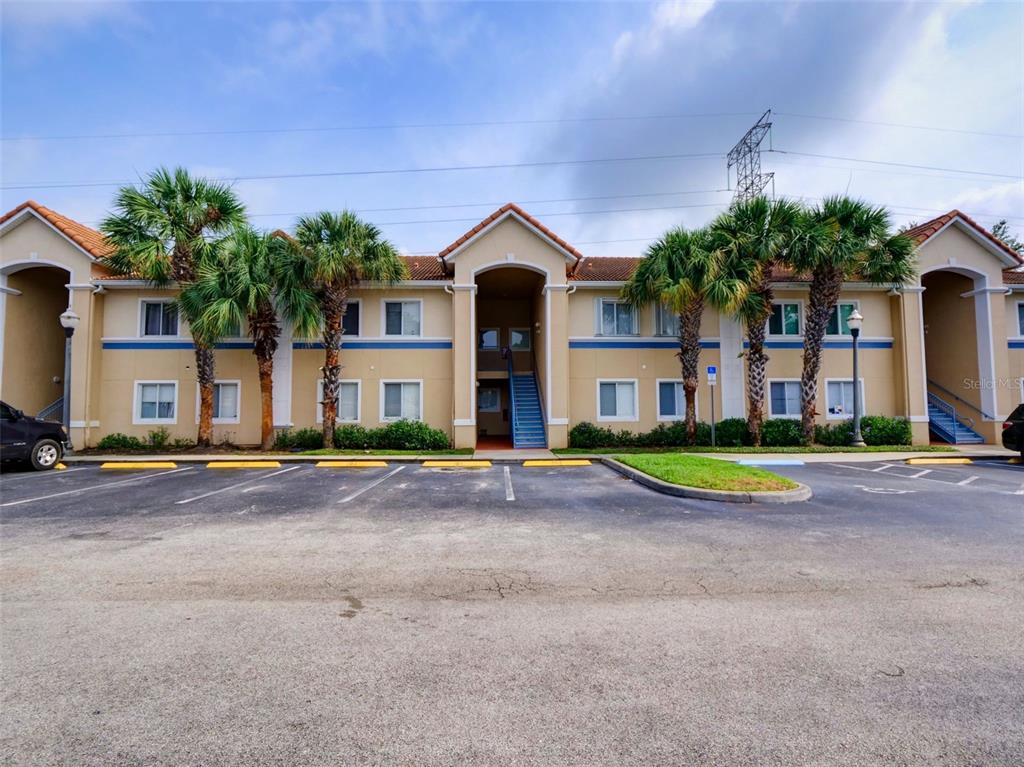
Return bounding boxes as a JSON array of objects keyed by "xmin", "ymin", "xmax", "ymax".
[{"xmin": 2, "ymin": 200, "xmax": 1022, "ymax": 449}]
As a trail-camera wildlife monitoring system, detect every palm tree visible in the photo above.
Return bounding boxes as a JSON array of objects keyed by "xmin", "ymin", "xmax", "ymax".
[
  {"xmin": 790, "ymin": 197, "xmax": 916, "ymax": 442},
  {"xmin": 294, "ymin": 211, "xmax": 406, "ymax": 448},
  {"xmin": 710, "ymin": 196, "xmax": 802, "ymax": 446},
  {"xmin": 101, "ymin": 167, "xmax": 246, "ymax": 446},
  {"xmin": 180, "ymin": 228, "xmax": 319, "ymax": 450},
  {"xmin": 622, "ymin": 227, "xmax": 734, "ymax": 444}
]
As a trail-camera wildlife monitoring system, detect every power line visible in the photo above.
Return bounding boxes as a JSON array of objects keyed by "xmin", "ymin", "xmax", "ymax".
[
  {"xmin": 0, "ymin": 151, "xmax": 725, "ymax": 191},
  {"xmin": 767, "ymin": 149, "xmax": 1020, "ymax": 180},
  {"xmin": 775, "ymin": 112, "xmax": 1023, "ymax": 140},
  {"xmin": 765, "ymin": 156, "xmax": 1018, "ymax": 186}
]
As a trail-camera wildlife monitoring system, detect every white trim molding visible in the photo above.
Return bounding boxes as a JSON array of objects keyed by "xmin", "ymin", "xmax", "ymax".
[
  {"xmin": 132, "ymin": 379, "xmax": 179, "ymax": 425},
  {"xmin": 194, "ymin": 379, "xmax": 242, "ymax": 425},
  {"xmin": 379, "ymin": 379, "xmax": 424, "ymax": 422},
  {"xmin": 596, "ymin": 378, "xmax": 640, "ymax": 423}
]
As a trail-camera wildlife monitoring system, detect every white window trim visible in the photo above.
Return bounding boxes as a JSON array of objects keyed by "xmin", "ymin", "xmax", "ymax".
[
  {"xmin": 824, "ymin": 377, "xmax": 866, "ymax": 420},
  {"xmin": 654, "ymin": 303, "xmax": 677, "ymax": 337},
  {"xmin": 824, "ymin": 300, "xmax": 861, "ymax": 339},
  {"xmin": 133, "ymin": 379, "xmax": 179, "ymax": 425},
  {"xmin": 767, "ymin": 299, "xmax": 804, "ymax": 338},
  {"xmin": 316, "ymin": 379, "xmax": 361, "ymax": 424},
  {"xmin": 381, "ymin": 298, "xmax": 423, "ymax": 337},
  {"xmin": 379, "ymin": 379, "xmax": 424, "ymax": 422},
  {"xmin": 767, "ymin": 378, "xmax": 802, "ymax": 419},
  {"xmin": 596, "ymin": 378, "xmax": 640, "ymax": 422},
  {"xmin": 194, "ymin": 379, "xmax": 241, "ymax": 425},
  {"xmin": 595, "ymin": 298, "xmax": 639, "ymax": 337},
  {"xmin": 138, "ymin": 297, "xmax": 183, "ymax": 338},
  {"xmin": 342, "ymin": 298, "xmax": 362, "ymax": 338},
  {"xmin": 655, "ymin": 378, "xmax": 695, "ymax": 422},
  {"xmin": 477, "ymin": 386, "xmax": 501, "ymax": 413},
  {"xmin": 1015, "ymin": 299, "xmax": 1024, "ymax": 336},
  {"xmin": 509, "ymin": 327, "xmax": 532, "ymax": 351},
  {"xmin": 478, "ymin": 327, "xmax": 500, "ymax": 351}
]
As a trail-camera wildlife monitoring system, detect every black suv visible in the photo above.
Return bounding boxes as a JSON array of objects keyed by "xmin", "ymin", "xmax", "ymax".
[
  {"xmin": 1003, "ymin": 404, "xmax": 1024, "ymax": 458},
  {"xmin": 0, "ymin": 401, "xmax": 72, "ymax": 470}
]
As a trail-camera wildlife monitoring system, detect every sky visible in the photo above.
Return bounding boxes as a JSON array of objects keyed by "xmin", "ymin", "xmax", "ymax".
[{"xmin": 1, "ymin": 0, "xmax": 1022, "ymax": 257}]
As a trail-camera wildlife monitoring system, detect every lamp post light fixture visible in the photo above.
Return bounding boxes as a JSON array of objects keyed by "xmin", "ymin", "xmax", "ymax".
[
  {"xmin": 59, "ymin": 309, "xmax": 80, "ymax": 434},
  {"xmin": 847, "ymin": 309, "xmax": 866, "ymax": 447}
]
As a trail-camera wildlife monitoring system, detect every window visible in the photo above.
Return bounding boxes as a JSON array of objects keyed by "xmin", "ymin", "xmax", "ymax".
[
  {"xmin": 478, "ymin": 328, "xmax": 499, "ymax": 350},
  {"xmin": 655, "ymin": 303, "xmax": 676, "ymax": 337},
  {"xmin": 213, "ymin": 381, "xmax": 239, "ymax": 422},
  {"xmin": 657, "ymin": 380, "xmax": 686, "ymax": 420},
  {"xmin": 768, "ymin": 302, "xmax": 801, "ymax": 336},
  {"xmin": 342, "ymin": 301, "xmax": 360, "ymax": 337},
  {"xmin": 826, "ymin": 379, "xmax": 864, "ymax": 419},
  {"xmin": 135, "ymin": 381, "xmax": 177, "ymax": 423},
  {"xmin": 826, "ymin": 302, "xmax": 857, "ymax": 336},
  {"xmin": 1017, "ymin": 301, "xmax": 1024, "ymax": 335},
  {"xmin": 384, "ymin": 300, "xmax": 421, "ymax": 336},
  {"xmin": 509, "ymin": 328, "xmax": 531, "ymax": 351},
  {"xmin": 317, "ymin": 380, "xmax": 360, "ymax": 423},
  {"xmin": 381, "ymin": 381, "xmax": 422, "ymax": 421},
  {"xmin": 768, "ymin": 380, "xmax": 801, "ymax": 418},
  {"xmin": 141, "ymin": 301, "xmax": 178, "ymax": 336},
  {"xmin": 598, "ymin": 380, "xmax": 638, "ymax": 421},
  {"xmin": 598, "ymin": 299, "xmax": 637, "ymax": 336},
  {"xmin": 478, "ymin": 387, "xmax": 501, "ymax": 413}
]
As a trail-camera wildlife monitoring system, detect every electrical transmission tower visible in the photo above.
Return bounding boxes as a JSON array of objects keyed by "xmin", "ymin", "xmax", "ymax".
[{"xmin": 727, "ymin": 108, "xmax": 774, "ymax": 202}]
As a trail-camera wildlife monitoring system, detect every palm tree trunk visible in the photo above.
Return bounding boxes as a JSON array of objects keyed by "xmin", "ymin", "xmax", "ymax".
[
  {"xmin": 320, "ymin": 286, "xmax": 347, "ymax": 449},
  {"xmin": 676, "ymin": 297, "xmax": 703, "ymax": 445},
  {"xmin": 800, "ymin": 267, "xmax": 844, "ymax": 443},
  {"xmin": 195, "ymin": 344, "xmax": 216, "ymax": 447},
  {"xmin": 251, "ymin": 305, "xmax": 280, "ymax": 451}
]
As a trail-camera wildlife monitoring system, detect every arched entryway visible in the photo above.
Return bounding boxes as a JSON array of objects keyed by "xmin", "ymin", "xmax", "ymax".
[
  {"xmin": 0, "ymin": 263, "xmax": 71, "ymax": 418},
  {"xmin": 473, "ymin": 265, "xmax": 547, "ymax": 448},
  {"xmin": 920, "ymin": 266, "xmax": 995, "ymax": 443}
]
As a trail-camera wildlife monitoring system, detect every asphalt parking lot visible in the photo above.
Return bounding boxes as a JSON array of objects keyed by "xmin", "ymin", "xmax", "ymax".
[{"xmin": 1, "ymin": 458, "xmax": 1022, "ymax": 766}]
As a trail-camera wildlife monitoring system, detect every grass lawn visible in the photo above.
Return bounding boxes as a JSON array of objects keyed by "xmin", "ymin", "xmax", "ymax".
[
  {"xmin": 296, "ymin": 448, "xmax": 474, "ymax": 456},
  {"xmin": 615, "ymin": 454, "xmax": 798, "ymax": 492},
  {"xmin": 555, "ymin": 444, "xmax": 953, "ymax": 455}
]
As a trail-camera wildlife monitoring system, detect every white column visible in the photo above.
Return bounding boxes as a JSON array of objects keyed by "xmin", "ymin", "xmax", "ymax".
[
  {"xmin": 973, "ymin": 285, "xmax": 999, "ymax": 419},
  {"xmin": 272, "ymin": 317, "xmax": 293, "ymax": 427},
  {"xmin": 719, "ymin": 315, "xmax": 745, "ymax": 418}
]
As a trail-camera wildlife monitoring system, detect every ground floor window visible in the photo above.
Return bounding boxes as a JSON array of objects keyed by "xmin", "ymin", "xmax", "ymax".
[
  {"xmin": 825, "ymin": 379, "xmax": 864, "ymax": 419},
  {"xmin": 598, "ymin": 380, "xmax": 637, "ymax": 421},
  {"xmin": 317, "ymin": 380, "xmax": 360, "ymax": 423},
  {"xmin": 135, "ymin": 381, "xmax": 177, "ymax": 424},
  {"xmin": 768, "ymin": 380, "xmax": 801, "ymax": 418},
  {"xmin": 478, "ymin": 387, "xmax": 501, "ymax": 413},
  {"xmin": 382, "ymin": 381, "xmax": 422, "ymax": 421},
  {"xmin": 196, "ymin": 380, "xmax": 240, "ymax": 423},
  {"xmin": 657, "ymin": 380, "xmax": 687, "ymax": 420}
]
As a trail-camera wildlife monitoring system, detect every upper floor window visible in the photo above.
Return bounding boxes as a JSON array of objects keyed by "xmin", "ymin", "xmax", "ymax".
[
  {"xmin": 342, "ymin": 301, "xmax": 360, "ymax": 337},
  {"xmin": 654, "ymin": 303, "xmax": 676, "ymax": 337},
  {"xmin": 478, "ymin": 328, "xmax": 499, "ymax": 350},
  {"xmin": 1017, "ymin": 301, "xmax": 1024, "ymax": 335},
  {"xmin": 384, "ymin": 300, "xmax": 421, "ymax": 337},
  {"xmin": 141, "ymin": 301, "xmax": 178, "ymax": 337},
  {"xmin": 768, "ymin": 302, "xmax": 801, "ymax": 336},
  {"xmin": 826, "ymin": 302, "xmax": 857, "ymax": 336},
  {"xmin": 598, "ymin": 299, "xmax": 637, "ymax": 336},
  {"xmin": 509, "ymin": 328, "xmax": 531, "ymax": 351}
]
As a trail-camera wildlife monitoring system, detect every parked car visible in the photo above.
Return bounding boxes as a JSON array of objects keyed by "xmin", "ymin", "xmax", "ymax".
[
  {"xmin": 1002, "ymin": 404, "xmax": 1024, "ymax": 458},
  {"xmin": 0, "ymin": 401, "xmax": 72, "ymax": 470}
]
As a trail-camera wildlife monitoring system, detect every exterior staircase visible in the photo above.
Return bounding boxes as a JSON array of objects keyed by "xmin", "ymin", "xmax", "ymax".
[
  {"xmin": 36, "ymin": 397, "xmax": 64, "ymax": 422},
  {"xmin": 927, "ymin": 393, "xmax": 985, "ymax": 444},
  {"xmin": 510, "ymin": 373, "xmax": 547, "ymax": 448}
]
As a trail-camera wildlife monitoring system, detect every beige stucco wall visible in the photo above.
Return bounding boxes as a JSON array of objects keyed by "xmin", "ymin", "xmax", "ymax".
[{"xmin": 568, "ymin": 289, "xmax": 722, "ymax": 340}]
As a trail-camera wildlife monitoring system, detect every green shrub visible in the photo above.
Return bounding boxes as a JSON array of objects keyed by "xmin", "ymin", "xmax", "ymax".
[
  {"xmin": 333, "ymin": 424, "xmax": 372, "ymax": 449},
  {"xmin": 369, "ymin": 420, "xmax": 450, "ymax": 451},
  {"xmin": 96, "ymin": 432, "xmax": 144, "ymax": 451},
  {"xmin": 861, "ymin": 415, "xmax": 912, "ymax": 446},
  {"xmin": 814, "ymin": 421, "xmax": 852, "ymax": 446},
  {"xmin": 761, "ymin": 418, "xmax": 805, "ymax": 447},
  {"xmin": 570, "ymin": 420, "xmax": 714, "ymax": 449},
  {"xmin": 714, "ymin": 418, "xmax": 751, "ymax": 447},
  {"xmin": 569, "ymin": 422, "xmax": 625, "ymax": 449},
  {"xmin": 171, "ymin": 437, "xmax": 195, "ymax": 450},
  {"xmin": 146, "ymin": 427, "xmax": 170, "ymax": 449}
]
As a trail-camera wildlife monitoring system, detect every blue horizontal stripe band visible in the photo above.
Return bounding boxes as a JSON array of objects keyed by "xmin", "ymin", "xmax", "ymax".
[
  {"xmin": 570, "ymin": 340, "xmax": 720, "ymax": 349},
  {"xmin": 1010, "ymin": 341, "xmax": 1024, "ymax": 349},
  {"xmin": 741, "ymin": 340, "xmax": 893, "ymax": 349},
  {"xmin": 293, "ymin": 341, "xmax": 452, "ymax": 350},
  {"xmin": 103, "ymin": 341, "xmax": 253, "ymax": 350}
]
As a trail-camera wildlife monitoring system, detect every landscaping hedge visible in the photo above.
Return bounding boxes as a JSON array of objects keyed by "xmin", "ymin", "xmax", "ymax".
[
  {"xmin": 273, "ymin": 419, "xmax": 450, "ymax": 451},
  {"xmin": 814, "ymin": 415, "xmax": 912, "ymax": 446}
]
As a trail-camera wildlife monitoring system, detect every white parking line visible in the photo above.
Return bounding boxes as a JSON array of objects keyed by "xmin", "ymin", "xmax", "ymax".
[
  {"xmin": 1, "ymin": 467, "xmax": 192, "ymax": 508},
  {"xmin": 338, "ymin": 465, "xmax": 404, "ymax": 504},
  {"xmin": 504, "ymin": 465, "xmax": 515, "ymax": 502},
  {"xmin": 957, "ymin": 475, "xmax": 980, "ymax": 486},
  {"xmin": 0, "ymin": 466, "xmax": 91, "ymax": 483},
  {"xmin": 909, "ymin": 469, "xmax": 932, "ymax": 479},
  {"xmin": 871, "ymin": 464, "xmax": 895, "ymax": 472},
  {"xmin": 175, "ymin": 465, "xmax": 301, "ymax": 505},
  {"xmin": 1013, "ymin": 483, "xmax": 1024, "ymax": 496}
]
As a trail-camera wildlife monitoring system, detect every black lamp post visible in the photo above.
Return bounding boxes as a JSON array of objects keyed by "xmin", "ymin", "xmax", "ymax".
[
  {"xmin": 847, "ymin": 309, "xmax": 866, "ymax": 447},
  {"xmin": 59, "ymin": 308, "xmax": 80, "ymax": 434}
]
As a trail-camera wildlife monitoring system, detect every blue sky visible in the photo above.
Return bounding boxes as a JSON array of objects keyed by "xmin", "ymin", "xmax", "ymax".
[{"xmin": 2, "ymin": 0, "xmax": 1022, "ymax": 256}]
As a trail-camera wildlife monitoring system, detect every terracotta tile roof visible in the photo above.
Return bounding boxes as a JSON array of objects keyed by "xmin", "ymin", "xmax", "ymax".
[
  {"xmin": 904, "ymin": 209, "xmax": 1023, "ymax": 264},
  {"xmin": 438, "ymin": 203, "xmax": 584, "ymax": 261},
  {"xmin": 0, "ymin": 200, "xmax": 113, "ymax": 259},
  {"xmin": 1003, "ymin": 268, "xmax": 1024, "ymax": 284},
  {"xmin": 570, "ymin": 256, "xmax": 643, "ymax": 281},
  {"xmin": 402, "ymin": 256, "xmax": 446, "ymax": 280}
]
